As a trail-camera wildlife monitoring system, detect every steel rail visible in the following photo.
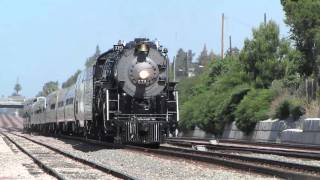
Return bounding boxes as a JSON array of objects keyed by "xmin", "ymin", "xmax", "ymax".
[
  {"xmin": 167, "ymin": 137, "xmax": 320, "ymax": 151},
  {"xmin": 166, "ymin": 138, "xmax": 320, "ymax": 160},
  {"xmin": 32, "ymin": 133, "xmax": 320, "ymax": 180},
  {"xmin": 3, "ymin": 132, "xmax": 137, "ymax": 180},
  {"xmin": 9, "ymin": 130, "xmax": 320, "ymax": 180},
  {"xmin": 125, "ymin": 145, "xmax": 320, "ymax": 180},
  {"xmin": 1, "ymin": 132, "xmax": 67, "ymax": 180}
]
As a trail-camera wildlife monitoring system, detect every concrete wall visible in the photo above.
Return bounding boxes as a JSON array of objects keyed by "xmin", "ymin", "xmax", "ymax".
[
  {"xmin": 222, "ymin": 119, "xmax": 287, "ymax": 143},
  {"xmin": 280, "ymin": 118, "xmax": 320, "ymax": 145},
  {"xmin": 179, "ymin": 126, "xmax": 216, "ymax": 138},
  {"xmin": 180, "ymin": 118, "xmax": 320, "ymax": 146},
  {"xmin": 222, "ymin": 118, "xmax": 320, "ymax": 145}
]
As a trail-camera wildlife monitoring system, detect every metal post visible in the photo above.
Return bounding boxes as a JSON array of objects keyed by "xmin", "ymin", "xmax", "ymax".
[
  {"xmin": 175, "ymin": 91, "xmax": 179, "ymax": 122},
  {"xmin": 117, "ymin": 93, "xmax": 120, "ymax": 112},
  {"xmin": 175, "ymin": 91, "xmax": 180, "ymax": 137},
  {"xmin": 173, "ymin": 56, "xmax": 176, "ymax": 82},
  {"xmin": 166, "ymin": 108, "xmax": 169, "ymax": 122},
  {"xmin": 106, "ymin": 89, "xmax": 109, "ymax": 121},
  {"xmin": 306, "ymin": 79, "xmax": 308, "ymax": 102},
  {"xmin": 229, "ymin": 35, "xmax": 232, "ymax": 56},
  {"xmin": 221, "ymin": 13, "xmax": 224, "ymax": 59}
]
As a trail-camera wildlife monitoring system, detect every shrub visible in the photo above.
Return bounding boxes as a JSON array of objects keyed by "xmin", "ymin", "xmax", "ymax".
[
  {"xmin": 274, "ymin": 100, "xmax": 291, "ymax": 119},
  {"xmin": 281, "ymin": 74, "xmax": 302, "ymax": 90},
  {"xmin": 273, "ymin": 98, "xmax": 306, "ymax": 120},
  {"xmin": 179, "ymin": 56, "xmax": 252, "ymax": 135},
  {"xmin": 217, "ymin": 85, "xmax": 251, "ymax": 123},
  {"xmin": 235, "ymin": 89, "xmax": 277, "ymax": 134},
  {"xmin": 178, "ymin": 75, "xmax": 205, "ymax": 105},
  {"xmin": 179, "ymin": 84, "xmax": 251, "ymax": 135},
  {"xmin": 199, "ymin": 85, "xmax": 251, "ymax": 134},
  {"xmin": 290, "ymin": 105, "xmax": 305, "ymax": 120},
  {"xmin": 289, "ymin": 99, "xmax": 306, "ymax": 120},
  {"xmin": 304, "ymin": 100, "xmax": 318, "ymax": 118},
  {"xmin": 195, "ymin": 91, "xmax": 228, "ymax": 134},
  {"xmin": 179, "ymin": 101, "xmax": 196, "ymax": 131},
  {"xmin": 207, "ymin": 58, "xmax": 230, "ymax": 84}
]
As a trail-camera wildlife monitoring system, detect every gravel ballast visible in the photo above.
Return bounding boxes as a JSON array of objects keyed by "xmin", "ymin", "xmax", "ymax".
[
  {"xmin": 0, "ymin": 134, "xmax": 56, "ymax": 180},
  {"xmin": 5, "ymin": 133, "xmax": 121, "ymax": 180},
  {"xmin": 229, "ymin": 151, "xmax": 320, "ymax": 168},
  {"xmin": 164, "ymin": 143, "xmax": 320, "ymax": 168},
  {"xmin": 19, "ymin": 133, "xmax": 280, "ymax": 180}
]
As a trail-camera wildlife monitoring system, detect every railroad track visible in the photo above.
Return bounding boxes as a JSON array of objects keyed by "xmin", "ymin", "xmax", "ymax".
[
  {"xmin": 167, "ymin": 137, "xmax": 320, "ymax": 151},
  {"xmin": 220, "ymin": 139, "xmax": 320, "ymax": 151},
  {"xmin": 128, "ymin": 145, "xmax": 320, "ymax": 180},
  {"xmin": 1, "ymin": 132, "xmax": 136, "ymax": 180},
  {"xmin": 166, "ymin": 137, "xmax": 320, "ymax": 160},
  {"xmin": 7, "ymin": 132, "xmax": 320, "ymax": 179},
  {"xmin": 38, "ymin": 133, "xmax": 320, "ymax": 179}
]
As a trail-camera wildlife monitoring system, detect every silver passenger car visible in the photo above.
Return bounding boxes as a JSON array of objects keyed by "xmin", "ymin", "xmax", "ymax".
[
  {"xmin": 64, "ymin": 85, "xmax": 75, "ymax": 122},
  {"xmin": 30, "ymin": 97, "xmax": 46, "ymax": 130},
  {"xmin": 44, "ymin": 91, "xmax": 59, "ymax": 132},
  {"xmin": 22, "ymin": 98, "xmax": 35, "ymax": 129},
  {"xmin": 74, "ymin": 67, "xmax": 93, "ymax": 128},
  {"xmin": 24, "ymin": 68, "xmax": 93, "ymax": 134},
  {"xmin": 56, "ymin": 89, "xmax": 67, "ymax": 124}
]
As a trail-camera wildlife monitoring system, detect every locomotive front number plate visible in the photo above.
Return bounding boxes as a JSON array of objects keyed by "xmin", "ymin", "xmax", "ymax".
[{"xmin": 113, "ymin": 45, "xmax": 124, "ymax": 52}]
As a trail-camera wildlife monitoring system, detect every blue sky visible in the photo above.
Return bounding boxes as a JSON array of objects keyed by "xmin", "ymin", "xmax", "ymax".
[{"xmin": 0, "ymin": 0, "xmax": 289, "ymax": 98}]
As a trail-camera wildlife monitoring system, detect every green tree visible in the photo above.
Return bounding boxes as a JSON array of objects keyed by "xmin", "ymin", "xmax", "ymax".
[
  {"xmin": 281, "ymin": 0, "xmax": 320, "ymax": 76},
  {"xmin": 179, "ymin": 56, "xmax": 251, "ymax": 135},
  {"xmin": 226, "ymin": 47, "xmax": 240, "ymax": 57},
  {"xmin": 197, "ymin": 44, "xmax": 210, "ymax": 67},
  {"xmin": 178, "ymin": 75, "xmax": 202, "ymax": 104},
  {"xmin": 235, "ymin": 89, "xmax": 277, "ymax": 134},
  {"xmin": 175, "ymin": 48, "xmax": 188, "ymax": 80},
  {"xmin": 62, "ymin": 70, "xmax": 81, "ymax": 88},
  {"xmin": 186, "ymin": 50, "xmax": 194, "ymax": 70},
  {"xmin": 239, "ymin": 20, "xmax": 299, "ymax": 88},
  {"xmin": 85, "ymin": 45, "xmax": 101, "ymax": 68},
  {"xmin": 209, "ymin": 50, "xmax": 220, "ymax": 61},
  {"xmin": 37, "ymin": 81, "xmax": 59, "ymax": 97},
  {"xmin": 14, "ymin": 83, "xmax": 22, "ymax": 96}
]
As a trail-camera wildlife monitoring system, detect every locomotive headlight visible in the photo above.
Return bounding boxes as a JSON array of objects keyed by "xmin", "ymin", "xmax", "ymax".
[{"xmin": 139, "ymin": 70, "xmax": 149, "ymax": 79}]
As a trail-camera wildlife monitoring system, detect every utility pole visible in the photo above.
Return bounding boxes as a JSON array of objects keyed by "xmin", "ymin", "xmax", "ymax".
[
  {"xmin": 264, "ymin": 13, "xmax": 267, "ymax": 26},
  {"xmin": 229, "ymin": 35, "xmax": 232, "ymax": 56},
  {"xmin": 221, "ymin": 13, "xmax": 224, "ymax": 59},
  {"xmin": 173, "ymin": 56, "xmax": 176, "ymax": 82}
]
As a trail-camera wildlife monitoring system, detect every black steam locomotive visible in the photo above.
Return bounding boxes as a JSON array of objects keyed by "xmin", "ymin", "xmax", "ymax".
[
  {"xmin": 23, "ymin": 38, "xmax": 178, "ymax": 145},
  {"xmin": 92, "ymin": 38, "xmax": 179, "ymax": 144}
]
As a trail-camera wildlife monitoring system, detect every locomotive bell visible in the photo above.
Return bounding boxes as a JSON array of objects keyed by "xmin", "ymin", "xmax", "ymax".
[
  {"xmin": 135, "ymin": 43, "xmax": 150, "ymax": 62},
  {"xmin": 135, "ymin": 43, "xmax": 150, "ymax": 55}
]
